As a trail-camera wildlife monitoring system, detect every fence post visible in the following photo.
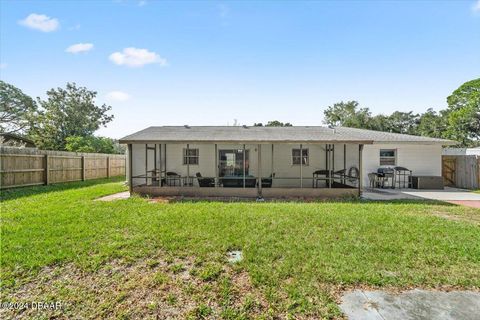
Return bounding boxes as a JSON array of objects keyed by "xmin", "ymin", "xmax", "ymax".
[
  {"xmin": 44, "ymin": 154, "xmax": 49, "ymax": 185},
  {"xmin": 82, "ymin": 156, "xmax": 86, "ymax": 181},
  {"xmin": 107, "ymin": 156, "xmax": 110, "ymax": 178}
]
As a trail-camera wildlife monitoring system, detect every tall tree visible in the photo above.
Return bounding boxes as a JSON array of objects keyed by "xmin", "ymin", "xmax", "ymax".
[
  {"xmin": 375, "ymin": 111, "xmax": 419, "ymax": 134},
  {"xmin": 65, "ymin": 135, "xmax": 123, "ymax": 154},
  {"xmin": 442, "ymin": 78, "xmax": 480, "ymax": 146},
  {"xmin": 323, "ymin": 101, "xmax": 374, "ymax": 129},
  {"xmin": 416, "ymin": 108, "xmax": 445, "ymax": 138},
  {"xmin": 30, "ymin": 83, "xmax": 114, "ymax": 150},
  {"xmin": 0, "ymin": 81, "xmax": 37, "ymax": 134}
]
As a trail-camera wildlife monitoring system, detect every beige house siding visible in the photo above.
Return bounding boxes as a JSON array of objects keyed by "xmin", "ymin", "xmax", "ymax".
[{"xmin": 362, "ymin": 143, "xmax": 443, "ymax": 186}]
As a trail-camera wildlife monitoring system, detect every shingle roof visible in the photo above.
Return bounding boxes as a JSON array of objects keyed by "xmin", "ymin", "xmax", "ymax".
[{"xmin": 119, "ymin": 126, "xmax": 455, "ymax": 145}]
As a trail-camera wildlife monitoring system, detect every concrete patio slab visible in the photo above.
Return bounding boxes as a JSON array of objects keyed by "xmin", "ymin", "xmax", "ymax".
[
  {"xmin": 95, "ymin": 191, "xmax": 130, "ymax": 201},
  {"xmin": 340, "ymin": 289, "xmax": 480, "ymax": 320},
  {"xmin": 362, "ymin": 187, "xmax": 480, "ymax": 203}
]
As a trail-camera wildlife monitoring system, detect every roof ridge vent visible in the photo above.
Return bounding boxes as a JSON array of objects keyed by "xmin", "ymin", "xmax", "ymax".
[{"xmin": 184, "ymin": 125, "xmax": 190, "ymax": 129}]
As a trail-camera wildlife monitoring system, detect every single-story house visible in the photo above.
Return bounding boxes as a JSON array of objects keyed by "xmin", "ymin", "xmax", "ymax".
[
  {"xmin": 119, "ymin": 126, "xmax": 454, "ymax": 198},
  {"xmin": 0, "ymin": 133, "xmax": 36, "ymax": 148}
]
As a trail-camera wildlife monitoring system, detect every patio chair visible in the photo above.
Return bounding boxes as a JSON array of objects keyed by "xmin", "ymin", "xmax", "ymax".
[
  {"xmin": 260, "ymin": 174, "xmax": 273, "ymax": 188},
  {"xmin": 368, "ymin": 173, "xmax": 380, "ymax": 188},
  {"xmin": 196, "ymin": 172, "xmax": 215, "ymax": 187},
  {"xmin": 166, "ymin": 171, "xmax": 181, "ymax": 187}
]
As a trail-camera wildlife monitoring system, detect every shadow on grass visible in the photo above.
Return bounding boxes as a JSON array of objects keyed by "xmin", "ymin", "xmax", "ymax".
[{"xmin": 0, "ymin": 176, "xmax": 126, "ymax": 201}]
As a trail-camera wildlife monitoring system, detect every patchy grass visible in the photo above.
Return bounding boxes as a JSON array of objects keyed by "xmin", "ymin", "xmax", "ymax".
[{"xmin": 1, "ymin": 178, "xmax": 480, "ymax": 319}]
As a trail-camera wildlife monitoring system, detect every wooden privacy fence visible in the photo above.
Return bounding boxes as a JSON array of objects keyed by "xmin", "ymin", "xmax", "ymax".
[
  {"xmin": 442, "ymin": 155, "xmax": 480, "ymax": 189},
  {"xmin": 0, "ymin": 146, "xmax": 125, "ymax": 189}
]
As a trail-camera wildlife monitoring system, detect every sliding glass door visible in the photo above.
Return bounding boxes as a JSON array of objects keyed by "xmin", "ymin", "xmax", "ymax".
[{"xmin": 219, "ymin": 149, "xmax": 249, "ymax": 177}]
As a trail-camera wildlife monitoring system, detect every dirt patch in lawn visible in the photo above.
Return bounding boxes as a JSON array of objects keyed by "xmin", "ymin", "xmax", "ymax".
[
  {"xmin": 429, "ymin": 209, "xmax": 480, "ymax": 225},
  {"xmin": 0, "ymin": 256, "xmax": 270, "ymax": 319}
]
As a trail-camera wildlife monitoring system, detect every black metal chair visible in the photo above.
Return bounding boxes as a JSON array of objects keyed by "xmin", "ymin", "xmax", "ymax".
[
  {"xmin": 196, "ymin": 172, "xmax": 215, "ymax": 187},
  {"xmin": 260, "ymin": 174, "xmax": 273, "ymax": 188},
  {"xmin": 166, "ymin": 171, "xmax": 181, "ymax": 186}
]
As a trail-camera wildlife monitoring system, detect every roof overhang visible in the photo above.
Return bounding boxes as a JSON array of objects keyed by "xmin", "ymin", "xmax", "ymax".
[
  {"xmin": 119, "ymin": 139, "xmax": 375, "ymax": 144},
  {"xmin": 372, "ymin": 140, "xmax": 457, "ymax": 146}
]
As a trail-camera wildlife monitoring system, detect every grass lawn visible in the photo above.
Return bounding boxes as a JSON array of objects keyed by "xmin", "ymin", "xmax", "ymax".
[{"xmin": 1, "ymin": 178, "xmax": 479, "ymax": 319}]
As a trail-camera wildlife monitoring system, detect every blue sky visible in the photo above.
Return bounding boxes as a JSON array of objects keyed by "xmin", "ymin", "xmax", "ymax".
[{"xmin": 1, "ymin": 0, "xmax": 479, "ymax": 138}]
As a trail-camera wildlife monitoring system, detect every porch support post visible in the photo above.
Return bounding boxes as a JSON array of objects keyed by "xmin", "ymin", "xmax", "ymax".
[
  {"xmin": 331, "ymin": 144, "xmax": 335, "ymax": 188},
  {"xmin": 243, "ymin": 144, "xmax": 246, "ymax": 188},
  {"xmin": 186, "ymin": 143, "xmax": 190, "ymax": 187},
  {"xmin": 154, "ymin": 144, "xmax": 157, "ymax": 184},
  {"xmin": 271, "ymin": 144, "xmax": 274, "ymax": 185},
  {"xmin": 145, "ymin": 144, "xmax": 148, "ymax": 186},
  {"xmin": 300, "ymin": 144, "xmax": 303, "ymax": 188},
  {"xmin": 128, "ymin": 144, "xmax": 133, "ymax": 194},
  {"xmin": 343, "ymin": 144, "xmax": 346, "ymax": 185},
  {"xmin": 214, "ymin": 144, "xmax": 218, "ymax": 187},
  {"xmin": 358, "ymin": 144, "xmax": 364, "ymax": 196},
  {"xmin": 332, "ymin": 144, "xmax": 335, "ymax": 172},
  {"xmin": 159, "ymin": 143, "xmax": 162, "ymax": 186},
  {"xmin": 328, "ymin": 144, "xmax": 333, "ymax": 189},
  {"xmin": 257, "ymin": 144, "xmax": 262, "ymax": 197}
]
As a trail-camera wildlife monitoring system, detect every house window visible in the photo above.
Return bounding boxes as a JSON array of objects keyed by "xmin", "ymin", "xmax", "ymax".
[
  {"xmin": 183, "ymin": 148, "xmax": 199, "ymax": 165},
  {"xmin": 292, "ymin": 148, "xmax": 309, "ymax": 165},
  {"xmin": 380, "ymin": 149, "xmax": 396, "ymax": 166}
]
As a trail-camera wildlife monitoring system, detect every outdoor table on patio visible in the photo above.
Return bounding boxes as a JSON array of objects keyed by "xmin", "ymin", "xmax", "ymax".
[{"xmin": 312, "ymin": 170, "xmax": 332, "ymax": 188}]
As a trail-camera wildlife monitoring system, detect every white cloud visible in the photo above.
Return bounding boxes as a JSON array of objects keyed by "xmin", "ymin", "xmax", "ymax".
[
  {"xmin": 473, "ymin": 0, "xmax": 480, "ymax": 12},
  {"xmin": 106, "ymin": 91, "xmax": 131, "ymax": 102},
  {"xmin": 0, "ymin": 63, "xmax": 7, "ymax": 69},
  {"xmin": 18, "ymin": 13, "xmax": 59, "ymax": 32},
  {"xmin": 109, "ymin": 47, "xmax": 167, "ymax": 67},
  {"xmin": 65, "ymin": 43, "xmax": 94, "ymax": 54}
]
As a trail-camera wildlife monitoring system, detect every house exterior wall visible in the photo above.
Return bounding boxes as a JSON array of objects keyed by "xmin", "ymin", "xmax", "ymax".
[
  {"xmin": 129, "ymin": 142, "xmax": 443, "ymax": 189},
  {"xmin": 362, "ymin": 143, "xmax": 443, "ymax": 186}
]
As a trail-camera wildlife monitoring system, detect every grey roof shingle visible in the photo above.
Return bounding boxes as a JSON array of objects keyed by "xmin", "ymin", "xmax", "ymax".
[{"xmin": 119, "ymin": 126, "xmax": 455, "ymax": 145}]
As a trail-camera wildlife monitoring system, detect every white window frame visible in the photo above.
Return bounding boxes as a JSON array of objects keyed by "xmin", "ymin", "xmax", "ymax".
[
  {"xmin": 379, "ymin": 149, "xmax": 396, "ymax": 166},
  {"xmin": 292, "ymin": 148, "xmax": 309, "ymax": 166},
  {"xmin": 183, "ymin": 148, "xmax": 199, "ymax": 165}
]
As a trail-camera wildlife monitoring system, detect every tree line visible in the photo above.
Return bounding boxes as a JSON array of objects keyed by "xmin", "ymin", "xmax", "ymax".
[
  {"xmin": 0, "ymin": 81, "xmax": 123, "ymax": 153},
  {"xmin": 257, "ymin": 79, "xmax": 479, "ymax": 147},
  {"xmin": 1, "ymin": 78, "xmax": 478, "ymax": 152}
]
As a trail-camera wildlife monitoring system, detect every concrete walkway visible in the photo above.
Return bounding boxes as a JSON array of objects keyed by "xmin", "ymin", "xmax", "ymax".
[
  {"xmin": 95, "ymin": 191, "xmax": 130, "ymax": 201},
  {"xmin": 340, "ymin": 289, "xmax": 480, "ymax": 320},
  {"xmin": 362, "ymin": 187, "xmax": 480, "ymax": 203}
]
